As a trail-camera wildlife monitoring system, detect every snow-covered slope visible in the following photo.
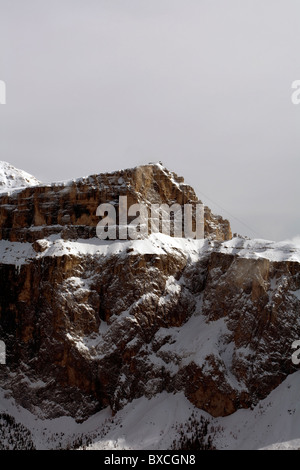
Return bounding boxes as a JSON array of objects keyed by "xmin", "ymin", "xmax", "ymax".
[
  {"xmin": 1, "ymin": 372, "xmax": 300, "ymax": 450},
  {"xmin": 85, "ymin": 371, "xmax": 300, "ymax": 450},
  {"xmin": 0, "ymin": 234, "xmax": 299, "ymax": 268},
  {"xmin": 84, "ymin": 370, "xmax": 300, "ymax": 450},
  {"xmin": 0, "ymin": 161, "xmax": 40, "ymax": 193}
]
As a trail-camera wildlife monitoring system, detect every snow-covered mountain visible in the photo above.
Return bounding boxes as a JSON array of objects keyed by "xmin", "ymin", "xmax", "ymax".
[
  {"xmin": 0, "ymin": 161, "xmax": 40, "ymax": 193},
  {"xmin": 0, "ymin": 162, "xmax": 299, "ymax": 450}
]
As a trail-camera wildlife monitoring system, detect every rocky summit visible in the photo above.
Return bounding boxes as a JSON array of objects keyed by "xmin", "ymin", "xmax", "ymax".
[{"xmin": 0, "ymin": 162, "xmax": 299, "ymax": 449}]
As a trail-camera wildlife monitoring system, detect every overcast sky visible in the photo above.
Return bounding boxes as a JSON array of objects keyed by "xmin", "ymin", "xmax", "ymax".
[{"xmin": 0, "ymin": 0, "xmax": 300, "ymax": 241}]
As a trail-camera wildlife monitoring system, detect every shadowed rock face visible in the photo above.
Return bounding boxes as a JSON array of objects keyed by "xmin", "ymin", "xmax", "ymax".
[{"xmin": 0, "ymin": 164, "xmax": 299, "ymax": 422}]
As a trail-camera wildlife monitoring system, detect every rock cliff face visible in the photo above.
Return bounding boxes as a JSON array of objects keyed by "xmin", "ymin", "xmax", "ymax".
[
  {"xmin": 0, "ymin": 163, "xmax": 299, "ymax": 424},
  {"xmin": 0, "ymin": 163, "xmax": 231, "ymax": 242}
]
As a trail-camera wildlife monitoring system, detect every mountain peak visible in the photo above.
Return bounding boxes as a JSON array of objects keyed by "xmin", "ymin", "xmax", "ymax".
[{"xmin": 0, "ymin": 161, "xmax": 41, "ymax": 193}]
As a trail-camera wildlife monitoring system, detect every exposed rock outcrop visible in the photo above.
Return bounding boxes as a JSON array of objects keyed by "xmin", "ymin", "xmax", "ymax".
[{"xmin": 0, "ymin": 163, "xmax": 231, "ymax": 242}]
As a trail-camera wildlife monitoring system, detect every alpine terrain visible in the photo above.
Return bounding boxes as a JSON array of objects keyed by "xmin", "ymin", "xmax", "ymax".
[{"xmin": 0, "ymin": 161, "xmax": 299, "ymax": 450}]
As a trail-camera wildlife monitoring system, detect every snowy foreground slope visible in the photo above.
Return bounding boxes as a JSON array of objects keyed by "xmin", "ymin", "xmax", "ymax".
[
  {"xmin": 84, "ymin": 371, "xmax": 300, "ymax": 451},
  {"xmin": 1, "ymin": 371, "xmax": 300, "ymax": 450}
]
